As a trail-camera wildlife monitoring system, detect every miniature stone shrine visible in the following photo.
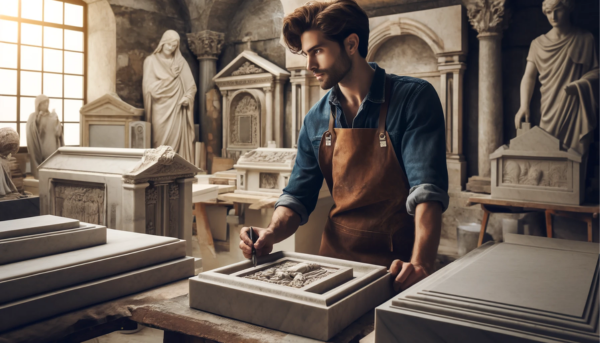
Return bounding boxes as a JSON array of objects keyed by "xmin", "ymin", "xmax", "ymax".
[
  {"xmin": 189, "ymin": 251, "xmax": 393, "ymax": 341},
  {"xmin": 26, "ymin": 95, "xmax": 63, "ymax": 179},
  {"xmin": 375, "ymin": 234, "xmax": 599, "ymax": 342},
  {"xmin": 490, "ymin": 126, "xmax": 583, "ymax": 205},
  {"xmin": 143, "ymin": 30, "xmax": 197, "ymax": 163},
  {"xmin": 38, "ymin": 146, "xmax": 200, "ymax": 254},
  {"xmin": 233, "ymin": 147, "xmax": 296, "ymax": 196}
]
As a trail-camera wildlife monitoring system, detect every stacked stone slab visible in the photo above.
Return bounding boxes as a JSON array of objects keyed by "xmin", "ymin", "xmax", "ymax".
[{"xmin": 0, "ymin": 215, "xmax": 195, "ymax": 333}]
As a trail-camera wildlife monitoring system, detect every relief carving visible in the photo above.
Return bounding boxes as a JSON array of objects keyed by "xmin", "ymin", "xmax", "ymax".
[
  {"xmin": 232, "ymin": 62, "xmax": 265, "ymax": 76},
  {"xmin": 230, "ymin": 94, "xmax": 259, "ymax": 146},
  {"xmin": 145, "ymin": 186, "xmax": 158, "ymax": 235},
  {"xmin": 243, "ymin": 262, "xmax": 334, "ymax": 288},
  {"xmin": 242, "ymin": 150, "xmax": 296, "ymax": 163},
  {"xmin": 54, "ymin": 181, "xmax": 105, "ymax": 225},
  {"xmin": 502, "ymin": 159, "xmax": 568, "ymax": 188},
  {"xmin": 216, "ymin": 77, "xmax": 273, "ymax": 88},
  {"xmin": 259, "ymin": 173, "xmax": 279, "ymax": 189}
]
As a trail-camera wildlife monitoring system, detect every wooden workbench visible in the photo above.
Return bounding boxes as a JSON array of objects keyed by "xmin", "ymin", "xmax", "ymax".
[{"xmin": 467, "ymin": 195, "xmax": 600, "ymax": 246}]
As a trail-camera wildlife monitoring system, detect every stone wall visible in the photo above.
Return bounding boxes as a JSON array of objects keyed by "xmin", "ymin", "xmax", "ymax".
[{"xmin": 109, "ymin": 0, "xmax": 198, "ymax": 122}]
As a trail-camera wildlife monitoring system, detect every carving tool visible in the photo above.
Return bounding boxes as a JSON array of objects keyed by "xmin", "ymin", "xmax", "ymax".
[{"xmin": 247, "ymin": 226, "xmax": 258, "ymax": 267}]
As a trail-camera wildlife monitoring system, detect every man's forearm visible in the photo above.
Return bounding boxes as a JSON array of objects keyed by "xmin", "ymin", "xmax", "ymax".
[
  {"xmin": 410, "ymin": 201, "xmax": 443, "ymax": 274},
  {"xmin": 267, "ymin": 206, "xmax": 302, "ymax": 244}
]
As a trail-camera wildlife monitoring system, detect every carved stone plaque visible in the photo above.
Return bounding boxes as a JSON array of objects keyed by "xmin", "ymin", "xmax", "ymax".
[
  {"xmin": 241, "ymin": 261, "xmax": 336, "ymax": 288},
  {"xmin": 501, "ymin": 158, "xmax": 568, "ymax": 189},
  {"xmin": 259, "ymin": 172, "xmax": 278, "ymax": 189},
  {"xmin": 52, "ymin": 180, "xmax": 106, "ymax": 225}
]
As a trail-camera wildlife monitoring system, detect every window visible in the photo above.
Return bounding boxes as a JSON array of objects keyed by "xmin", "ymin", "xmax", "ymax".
[{"xmin": 0, "ymin": 0, "xmax": 86, "ymax": 147}]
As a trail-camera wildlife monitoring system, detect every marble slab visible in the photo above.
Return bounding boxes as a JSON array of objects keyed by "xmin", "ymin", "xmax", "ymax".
[
  {"xmin": 0, "ymin": 225, "xmax": 106, "ymax": 265},
  {"xmin": 189, "ymin": 251, "xmax": 394, "ymax": 341},
  {"xmin": 0, "ymin": 215, "xmax": 79, "ymax": 239},
  {"xmin": 375, "ymin": 235, "xmax": 599, "ymax": 343},
  {"xmin": 0, "ymin": 256, "xmax": 194, "ymax": 333},
  {"xmin": 192, "ymin": 183, "xmax": 219, "ymax": 203},
  {"xmin": 0, "ymin": 229, "xmax": 183, "ymax": 304}
]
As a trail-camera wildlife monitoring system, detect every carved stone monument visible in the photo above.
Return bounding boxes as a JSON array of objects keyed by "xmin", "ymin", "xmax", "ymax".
[
  {"xmin": 189, "ymin": 251, "xmax": 393, "ymax": 341},
  {"xmin": 514, "ymin": 0, "xmax": 598, "ymax": 158},
  {"xmin": 129, "ymin": 121, "xmax": 151, "ymax": 149},
  {"xmin": 80, "ymin": 93, "xmax": 144, "ymax": 148},
  {"xmin": 490, "ymin": 126, "xmax": 583, "ymax": 205},
  {"xmin": 375, "ymin": 234, "xmax": 598, "ymax": 342},
  {"xmin": 0, "ymin": 127, "xmax": 21, "ymax": 200},
  {"xmin": 38, "ymin": 146, "xmax": 200, "ymax": 254},
  {"xmin": 26, "ymin": 95, "xmax": 63, "ymax": 179},
  {"xmin": 233, "ymin": 148, "xmax": 296, "ymax": 196},
  {"xmin": 214, "ymin": 50, "xmax": 290, "ymax": 162},
  {"xmin": 143, "ymin": 30, "xmax": 197, "ymax": 163}
]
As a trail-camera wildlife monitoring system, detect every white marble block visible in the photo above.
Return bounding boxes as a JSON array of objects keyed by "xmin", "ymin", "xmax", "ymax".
[
  {"xmin": 0, "ymin": 215, "xmax": 79, "ymax": 239},
  {"xmin": 129, "ymin": 121, "xmax": 151, "ymax": 149},
  {"xmin": 0, "ymin": 229, "xmax": 186, "ymax": 304},
  {"xmin": 375, "ymin": 234, "xmax": 599, "ymax": 342},
  {"xmin": 490, "ymin": 126, "xmax": 584, "ymax": 205},
  {"xmin": 233, "ymin": 148, "xmax": 296, "ymax": 197},
  {"xmin": 0, "ymin": 224, "xmax": 106, "ymax": 265},
  {"xmin": 189, "ymin": 251, "xmax": 394, "ymax": 341}
]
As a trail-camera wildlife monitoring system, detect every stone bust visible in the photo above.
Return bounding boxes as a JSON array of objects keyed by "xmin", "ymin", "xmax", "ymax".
[
  {"xmin": 514, "ymin": 0, "xmax": 598, "ymax": 156},
  {"xmin": 26, "ymin": 95, "xmax": 63, "ymax": 179},
  {"xmin": 0, "ymin": 127, "xmax": 21, "ymax": 199}
]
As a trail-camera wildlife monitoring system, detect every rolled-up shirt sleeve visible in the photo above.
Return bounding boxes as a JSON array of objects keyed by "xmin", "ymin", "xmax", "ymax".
[
  {"xmin": 401, "ymin": 82, "xmax": 449, "ymax": 215},
  {"xmin": 275, "ymin": 121, "xmax": 324, "ymax": 225}
]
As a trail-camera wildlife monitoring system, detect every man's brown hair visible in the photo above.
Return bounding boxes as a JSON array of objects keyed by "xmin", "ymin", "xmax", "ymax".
[{"xmin": 282, "ymin": 0, "xmax": 370, "ymax": 58}]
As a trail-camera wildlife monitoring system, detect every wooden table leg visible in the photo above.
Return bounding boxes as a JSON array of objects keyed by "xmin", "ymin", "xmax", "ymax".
[
  {"xmin": 586, "ymin": 217, "xmax": 593, "ymax": 242},
  {"xmin": 478, "ymin": 205, "xmax": 490, "ymax": 247},
  {"xmin": 545, "ymin": 210, "xmax": 553, "ymax": 238},
  {"xmin": 194, "ymin": 203, "xmax": 216, "ymax": 258}
]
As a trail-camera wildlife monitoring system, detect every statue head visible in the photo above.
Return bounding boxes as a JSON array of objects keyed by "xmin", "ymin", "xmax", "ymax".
[
  {"xmin": 154, "ymin": 30, "xmax": 180, "ymax": 57},
  {"xmin": 542, "ymin": 0, "xmax": 573, "ymax": 28},
  {"xmin": 0, "ymin": 127, "xmax": 20, "ymax": 158},
  {"xmin": 35, "ymin": 94, "xmax": 50, "ymax": 114}
]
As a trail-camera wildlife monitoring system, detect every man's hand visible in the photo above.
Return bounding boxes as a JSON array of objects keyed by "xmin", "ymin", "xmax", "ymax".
[
  {"xmin": 389, "ymin": 259, "xmax": 429, "ymax": 293},
  {"xmin": 239, "ymin": 226, "xmax": 276, "ymax": 259}
]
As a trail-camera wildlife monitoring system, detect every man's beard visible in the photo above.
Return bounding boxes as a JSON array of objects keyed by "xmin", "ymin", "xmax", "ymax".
[{"xmin": 316, "ymin": 49, "xmax": 352, "ymax": 90}]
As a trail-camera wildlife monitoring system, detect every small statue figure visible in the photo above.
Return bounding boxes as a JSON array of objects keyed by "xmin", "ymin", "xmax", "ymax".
[
  {"xmin": 26, "ymin": 95, "xmax": 63, "ymax": 178},
  {"xmin": 143, "ymin": 30, "xmax": 197, "ymax": 163},
  {"xmin": 0, "ymin": 127, "xmax": 22, "ymax": 199},
  {"xmin": 514, "ymin": 0, "xmax": 599, "ymax": 156}
]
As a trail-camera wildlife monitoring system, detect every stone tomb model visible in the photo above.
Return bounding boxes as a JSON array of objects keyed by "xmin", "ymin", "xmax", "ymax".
[
  {"xmin": 490, "ymin": 126, "xmax": 583, "ymax": 205},
  {"xmin": 233, "ymin": 147, "xmax": 296, "ymax": 196},
  {"xmin": 375, "ymin": 234, "xmax": 599, "ymax": 342},
  {"xmin": 189, "ymin": 251, "xmax": 394, "ymax": 341},
  {"xmin": 0, "ymin": 215, "xmax": 195, "ymax": 333}
]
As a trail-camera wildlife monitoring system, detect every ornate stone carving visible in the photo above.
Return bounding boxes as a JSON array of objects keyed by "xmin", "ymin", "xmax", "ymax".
[
  {"xmin": 146, "ymin": 186, "xmax": 158, "ymax": 204},
  {"xmin": 130, "ymin": 146, "xmax": 176, "ymax": 174},
  {"xmin": 232, "ymin": 62, "xmax": 265, "ymax": 76},
  {"xmin": 0, "ymin": 127, "xmax": 21, "ymax": 199},
  {"xmin": 259, "ymin": 173, "xmax": 279, "ymax": 189},
  {"xmin": 216, "ymin": 77, "xmax": 274, "ymax": 88},
  {"xmin": 53, "ymin": 181, "xmax": 106, "ymax": 225},
  {"xmin": 168, "ymin": 182, "xmax": 179, "ymax": 200},
  {"xmin": 242, "ymin": 261, "xmax": 334, "ymax": 288},
  {"xmin": 230, "ymin": 94, "xmax": 260, "ymax": 147},
  {"xmin": 463, "ymin": 0, "xmax": 510, "ymax": 35},
  {"xmin": 502, "ymin": 159, "xmax": 568, "ymax": 188},
  {"xmin": 187, "ymin": 30, "xmax": 225, "ymax": 60},
  {"xmin": 241, "ymin": 150, "xmax": 297, "ymax": 163}
]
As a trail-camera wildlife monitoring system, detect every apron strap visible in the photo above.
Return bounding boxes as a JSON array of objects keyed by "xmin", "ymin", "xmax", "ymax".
[{"xmin": 378, "ymin": 76, "xmax": 392, "ymax": 136}]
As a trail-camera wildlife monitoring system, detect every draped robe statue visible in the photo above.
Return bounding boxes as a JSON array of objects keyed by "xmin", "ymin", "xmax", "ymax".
[
  {"xmin": 26, "ymin": 95, "xmax": 63, "ymax": 179},
  {"xmin": 143, "ymin": 30, "xmax": 197, "ymax": 163},
  {"xmin": 515, "ymin": 0, "xmax": 599, "ymax": 156},
  {"xmin": 0, "ymin": 127, "xmax": 20, "ymax": 198}
]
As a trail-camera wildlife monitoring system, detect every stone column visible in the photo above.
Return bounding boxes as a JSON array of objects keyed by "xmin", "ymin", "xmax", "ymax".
[
  {"xmin": 122, "ymin": 182, "xmax": 149, "ymax": 233},
  {"xmin": 464, "ymin": 0, "xmax": 509, "ymax": 193},
  {"xmin": 264, "ymin": 86, "xmax": 274, "ymax": 144},
  {"xmin": 187, "ymin": 31, "xmax": 224, "ymax": 170}
]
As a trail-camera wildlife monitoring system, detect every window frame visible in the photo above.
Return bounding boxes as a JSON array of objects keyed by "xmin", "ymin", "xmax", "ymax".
[{"xmin": 0, "ymin": 0, "xmax": 88, "ymax": 152}]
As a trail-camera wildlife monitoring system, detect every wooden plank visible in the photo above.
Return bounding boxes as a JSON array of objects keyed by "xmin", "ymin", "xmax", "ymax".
[
  {"xmin": 467, "ymin": 196, "xmax": 600, "ymax": 214},
  {"xmin": 211, "ymin": 157, "xmax": 234, "ymax": 174},
  {"xmin": 194, "ymin": 204, "xmax": 216, "ymax": 258}
]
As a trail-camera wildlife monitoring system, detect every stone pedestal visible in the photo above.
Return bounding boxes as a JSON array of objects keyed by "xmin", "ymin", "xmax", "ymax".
[
  {"xmin": 187, "ymin": 31, "xmax": 225, "ymax": 173},
  {"xmin": 464, "ymin": 0, "xmax": 509, "ymax": 194}
]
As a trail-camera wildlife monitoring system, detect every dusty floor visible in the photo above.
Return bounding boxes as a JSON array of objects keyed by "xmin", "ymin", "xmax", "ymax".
[{"xmin": 83, "ymin": 325, "xmax": 163, "ymax": 343}]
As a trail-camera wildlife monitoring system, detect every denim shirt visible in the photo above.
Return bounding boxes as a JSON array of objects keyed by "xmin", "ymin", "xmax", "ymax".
[{"xmin": 275, "ymin": 63, "xmax": 449, "ymax": 225}]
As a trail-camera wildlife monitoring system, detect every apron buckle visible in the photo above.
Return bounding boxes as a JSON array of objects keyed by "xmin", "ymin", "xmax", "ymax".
[
  {"xmin": 326, "ymin": 134, "xmax": 332, "ymax": 146},
  {"xmin": 379, "ymin": 133, "xmax": 387, "ymax": 147}
]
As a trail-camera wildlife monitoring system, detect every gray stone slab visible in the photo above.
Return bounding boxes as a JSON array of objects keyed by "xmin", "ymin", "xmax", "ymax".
[
  {"xmin": 0, "ymin": 256, "xmax": 194, "ymax": 333},
  {"xmin": 0, "ymin": 225, "xmax": 106, "ymax": 265},
  {"xmin": 0, "ymin": 235, "xmax": 186, "ymax": 304},
  {"xmin": 189, "ymin": 251, "xmax": 394, "ymax": 341},
  {"xmin": 375, "ymin": 237, "xmax": 599, "ymax": 343},
  {"xmin": 0, "ymin": 215, "xmax": 79, "ymax": 239}
]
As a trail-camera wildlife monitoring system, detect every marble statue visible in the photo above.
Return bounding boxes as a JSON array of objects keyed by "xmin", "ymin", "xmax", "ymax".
[
  {"xmin": 514, "ymin": 0, "xmax": 599, "ymax": 155},
  {"xmin": 243, "ymin": 261, "xmax": 333, "ymax": 288},
  {"xmin": 26, "ymin": 95, "xmax": 63, "ymax": 179},
  {"xmin": 143, "ymin": 30, "xmax": 197, "ymax": 163},
  {"xmin": 0, "ymin": 127, "xmax": 21, "ymax": 199}
]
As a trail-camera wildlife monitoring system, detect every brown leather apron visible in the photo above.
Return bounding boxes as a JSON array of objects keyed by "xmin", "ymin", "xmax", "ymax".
[{"xmin": 318, "ymin": 77, "xmax": 415, "ymax": 267}]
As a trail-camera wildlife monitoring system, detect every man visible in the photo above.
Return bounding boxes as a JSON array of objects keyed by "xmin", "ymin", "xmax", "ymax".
[{"xmin": 239, "ymin": 0, "xmax": 448, "ymax": 292}]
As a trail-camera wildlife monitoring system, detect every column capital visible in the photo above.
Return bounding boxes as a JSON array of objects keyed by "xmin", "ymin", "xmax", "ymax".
[
  {"xmin": 187, "ymin": 30, "xmax": 225, "ymax": 60},
  {"xmin": 463, "ymin": 0, "xmax": 510, "ymax": 37}
]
